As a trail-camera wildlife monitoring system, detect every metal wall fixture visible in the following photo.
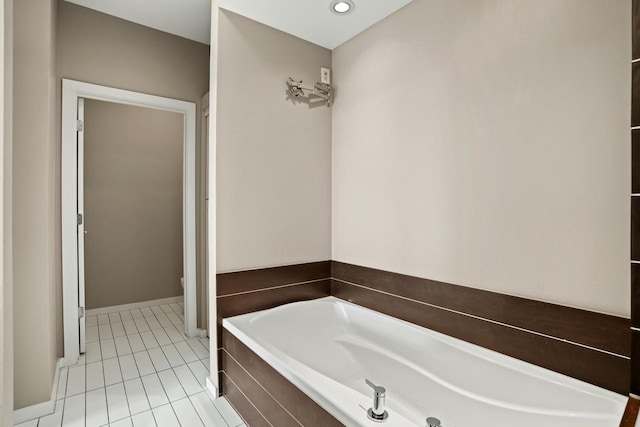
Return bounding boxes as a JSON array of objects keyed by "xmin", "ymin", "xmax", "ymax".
[{"xmin": 286, "ymin": 77, "xmax": 333, "ymax": 107}]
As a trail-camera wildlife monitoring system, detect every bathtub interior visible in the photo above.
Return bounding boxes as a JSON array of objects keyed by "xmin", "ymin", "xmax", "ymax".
[{"xmin": 225, "ymin": 297, "xmax": 626, "ymax": 427}]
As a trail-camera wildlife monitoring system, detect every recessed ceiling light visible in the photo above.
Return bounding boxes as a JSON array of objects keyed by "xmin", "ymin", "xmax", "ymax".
[{"xmin": 331, "ymin": 0, "xmax": 355, "ymax": 15}]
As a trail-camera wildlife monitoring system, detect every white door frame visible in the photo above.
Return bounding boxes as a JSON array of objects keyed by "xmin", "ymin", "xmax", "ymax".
[
  {"xmin": 61, "ymin": 79, "xmax": 198, "ymax": 365},
  {"xmin": 77, "ymin": 98, "xmax": 86, "ymax": 354}
]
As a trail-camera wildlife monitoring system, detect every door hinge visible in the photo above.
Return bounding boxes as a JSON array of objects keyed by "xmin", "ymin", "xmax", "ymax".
[
  {"xmin": 77, "ymin": 213, "xmax": 83, "ymax": 225},
  {"xmin": 76, "ymin": 120, "xmax": 83, "ymax": 132},
  {"xmin": 78, "ymin": 307, "xmax": 85, "ymax": 319}
]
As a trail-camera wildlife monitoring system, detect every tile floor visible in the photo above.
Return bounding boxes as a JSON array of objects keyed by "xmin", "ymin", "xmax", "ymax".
[{"xmin": 15, "ymin": 301, "xmax": 245, "ymax": 427}]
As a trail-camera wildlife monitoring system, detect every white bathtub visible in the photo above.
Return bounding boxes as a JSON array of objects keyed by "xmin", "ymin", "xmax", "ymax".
[{"xmin": 222, "ymin": 297, "xmax": 626, "ymax": 427}]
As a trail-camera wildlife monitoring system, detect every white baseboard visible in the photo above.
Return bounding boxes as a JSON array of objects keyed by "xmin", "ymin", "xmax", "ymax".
[
  {"xmin": 13, "ymin": 358, "xmax": 62, "ymax": 424},
  {"xmin": 13, "ymin": 399, "xmax": 55, "ymax": 425},
  {"xmin": 60, "ymin": 355, "xmax": 81, "ymax": 368},
  {"xmin": 205, "ymin": 376, "xmax": 219, "ymax": 400},
  {"xmin": 85, "ymin": 296, "xmax": 183, "ymax": 316},
  {"xmin": 195, "ymin": 328, "xmax": 208, "ymax": 338}
]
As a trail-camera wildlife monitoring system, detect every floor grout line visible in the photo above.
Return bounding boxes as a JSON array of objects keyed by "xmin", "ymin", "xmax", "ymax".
[
  {"xmin": 217, "ymin": 396, "xmax": 243, "ymax": 427},
  {"xmin": 167, "ymin": 401, "xmax": 184, "ymax": 427},
  {"xmin": 19, "ymin": 301, "xmax": 227, "ymax": 427},
  {"xmin": 184, "ymin": 394, "xmax": 208, "ymax": 427},
  {"xmin": 201, "ymin": 393, "xmax": 234, "ymax": 427}
]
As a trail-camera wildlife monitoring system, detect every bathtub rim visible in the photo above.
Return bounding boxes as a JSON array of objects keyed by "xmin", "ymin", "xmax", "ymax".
[{"xmin": 222, "ymin": 296, "xmax": 627, "ymax": 425}]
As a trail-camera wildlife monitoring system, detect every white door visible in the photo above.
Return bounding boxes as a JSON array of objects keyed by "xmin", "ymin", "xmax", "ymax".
[{"xmin": 77, "ymin": 98, "xmax": 87, "ymax": 353}]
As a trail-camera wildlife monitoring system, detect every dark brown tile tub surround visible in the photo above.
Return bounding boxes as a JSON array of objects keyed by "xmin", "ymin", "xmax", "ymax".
[
  {"xmin": 633, "ymin": 1, "xmax": 640, "ymax": 410},
  {"xmin": 222, "ymin": 329, "xmax": 344, "ymax": 427},
  {"xmin": 634, "ymin": 131, "xmax": 640, "ymax": 194},
  {"xmin": 221, "ymin": 373, "xmax": 271, "ymax": 427},
  {"xmin": 633, "ymin": 332, "xmax": 640, "ymax": 394},
  {"xmin": 620, "ymin": 397, "xmax": 640, "ymax": 427},
  {"xmin": 217, "ymin": 261, "xmax": 330, "ymax": 296},
  {"xmin": 332, "ymin": 261, "xmax": 630, "ymax": 395},
  {"xmin": 635, "ymin": 0, "xmax": 640, "ymax": 60},
  {"xmin": 633, "ymin": 62, "xmax": 640, "ymax": 129},
  {"xmin": 633, "ymin": 198, "xmax": 640, "ymax": 262},
  {"xmin": 633, "ymin": 264, "xmax": 640, "ymax": 329}
]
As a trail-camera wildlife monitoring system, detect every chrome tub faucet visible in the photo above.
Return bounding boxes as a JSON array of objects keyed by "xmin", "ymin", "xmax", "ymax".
[{"xmin": 365, "ymin": 379, "xmax": 389, "ymax": 422}]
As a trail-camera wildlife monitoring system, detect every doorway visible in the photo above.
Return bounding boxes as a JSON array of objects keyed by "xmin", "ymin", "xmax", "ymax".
[{"xmin": 61, "ymin": 79, "xmax": 198, "ymax": 365}]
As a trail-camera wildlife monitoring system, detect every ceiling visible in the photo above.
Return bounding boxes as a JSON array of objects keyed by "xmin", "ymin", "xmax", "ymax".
[
  {"xmin": 218, "ymin": 0, "xmax": 413, "ymax": 49},
  {"xmin": 65, "ymin": 0, "xmax": 412, "ymax": 50}
]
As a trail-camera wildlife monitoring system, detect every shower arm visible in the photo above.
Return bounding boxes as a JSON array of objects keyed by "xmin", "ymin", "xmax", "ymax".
[{"xmin": 286, "ymin": 77, "xmax": 333, "ymax": 107}]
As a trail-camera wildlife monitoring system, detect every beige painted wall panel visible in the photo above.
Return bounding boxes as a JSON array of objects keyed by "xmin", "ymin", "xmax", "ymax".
[
  {"xmin": 332, "ymin": 0, "xmax": 631, "ymax": 316},
  {"xmin": 56, "ymin": 1, "xmax": 209, "ymax": 341},
  {"xmin": 1, "ymin": 0, "xmax": 13, "ymax": 423},
  {"xmin": 13, "ymin": 0, "xmax": 58, "ymax": 410},
  {"xmin": 83, "ymin": 100, "xmax": 184, "ymax": 309},
  {"xmin": 217, "ymin": 11, "xmax": 332, "ymax": 272},
  {"xmin": 207, "ymin": 1, "xmax": 218, "ymax": 382},
  {"xmin": 56, "ymin": 2, "xmax": 210, "ymax": 105}
]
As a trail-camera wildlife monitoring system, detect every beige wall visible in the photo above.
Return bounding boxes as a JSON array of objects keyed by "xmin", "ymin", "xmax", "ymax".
[
  {"xmin": 332, "ymin": 0, "xmax": 631, "ymax": 316},
  {"xmin": 13, "ymin": 0, "xmax": 58, "ymax": 410},
  {"xmin": 217, "ymin": 10, "xmax": 332, "ymax": 273},
  {"xmin": 1, "ymin": 0, "xmax": 13, "ymax": 423},
  {"xmin": 57, "ymin": 1, "xmax": 210, "ymax": 342},
  {"xmin": 83, "ymin": 100, "xmax": 184, "ymax": 309},
  {"xmin": 207, "ymin": 1, "xmax": 219, "ymax": 383}
]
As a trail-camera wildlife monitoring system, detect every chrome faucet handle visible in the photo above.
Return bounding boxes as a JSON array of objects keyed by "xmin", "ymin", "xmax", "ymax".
[
  {"xmin": 365, "ymin": 379, "xmax": 388, "ymax": 422},
  {"xmin": 365, "ymin": 379, "xmax": 386, "ymax": 397}
]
